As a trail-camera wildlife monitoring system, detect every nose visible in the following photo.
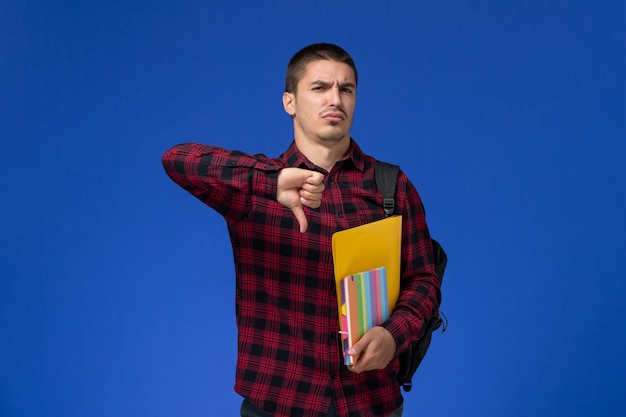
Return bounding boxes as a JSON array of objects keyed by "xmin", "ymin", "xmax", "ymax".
[{"xmin": 329, "ymin": 86, "xmax": 342, "ymax": 106}]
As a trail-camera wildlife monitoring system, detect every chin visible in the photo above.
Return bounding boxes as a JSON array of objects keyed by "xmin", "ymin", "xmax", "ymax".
[{"xmin": 320, "ymin": 126, "xmax": 349, "ymax": 141}]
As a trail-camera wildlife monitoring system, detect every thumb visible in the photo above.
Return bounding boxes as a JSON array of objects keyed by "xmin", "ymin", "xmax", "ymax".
[
  {"xmin": 348, "ymin": 334, "xmax": 370, "ymax": 357},
  {"xmin": 290, "ymin": 204, "xmax": 308, "ymax": 233}
]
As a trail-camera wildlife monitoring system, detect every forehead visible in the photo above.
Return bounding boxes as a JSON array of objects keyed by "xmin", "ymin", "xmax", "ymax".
[{"xmin": 298, "ymin": 60, "xmax": 356, "ymax": 85}]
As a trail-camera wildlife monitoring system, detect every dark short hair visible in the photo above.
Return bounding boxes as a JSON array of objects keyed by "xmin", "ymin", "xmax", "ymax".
[{"xmin": 285, "ymin": 43, "xmax": 358, "ymax": 93}]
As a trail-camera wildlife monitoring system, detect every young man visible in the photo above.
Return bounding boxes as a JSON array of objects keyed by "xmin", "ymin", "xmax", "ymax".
[{"xmin": 162, "ymin": 43, "xmax": 440, "ymax": 417}]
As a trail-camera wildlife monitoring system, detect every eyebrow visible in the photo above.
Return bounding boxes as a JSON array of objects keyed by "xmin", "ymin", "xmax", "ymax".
[{"xmin": 310, "ymin": 80, "xmax": 356, "ymax": 89}]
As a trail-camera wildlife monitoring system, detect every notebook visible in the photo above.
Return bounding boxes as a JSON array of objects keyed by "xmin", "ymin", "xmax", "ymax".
[{"xmin": 339, "ymin": 267, "xmax": 390, "ymax": 365}]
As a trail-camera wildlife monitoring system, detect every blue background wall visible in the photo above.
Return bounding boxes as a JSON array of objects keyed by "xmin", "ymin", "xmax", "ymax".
[{"xmin": 2, "ymin": 1, "xmax": 625, "ymax": 416}]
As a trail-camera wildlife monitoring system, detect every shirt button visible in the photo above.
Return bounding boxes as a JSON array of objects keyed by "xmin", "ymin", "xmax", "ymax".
[
  {"xmin": 330, "ymin": 332, "xmax": 336, "ymax": 339},
  {"xmin": 338, "ymin": 212, "xmax": 343, "ymax": 218}
]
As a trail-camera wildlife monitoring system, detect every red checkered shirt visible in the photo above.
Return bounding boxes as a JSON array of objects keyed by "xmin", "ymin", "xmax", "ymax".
[{"xmin": 162, "ymin": 139, "xmax": 440, "ymax": 417}]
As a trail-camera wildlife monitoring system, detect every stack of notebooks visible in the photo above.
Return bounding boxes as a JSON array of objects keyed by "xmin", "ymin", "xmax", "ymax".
[
  {"xmin": 332, "ymin": 215, "xmax": 402, "ymax": 365},
  {"xmin": 338, "ymin": 267, "xmax": 389, "ymax": 365}
]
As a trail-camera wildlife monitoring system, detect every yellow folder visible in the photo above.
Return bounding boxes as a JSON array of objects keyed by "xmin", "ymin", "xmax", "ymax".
[{"xmin": 332, "ymin": 215, "xmax": 403, "ymax": 331}]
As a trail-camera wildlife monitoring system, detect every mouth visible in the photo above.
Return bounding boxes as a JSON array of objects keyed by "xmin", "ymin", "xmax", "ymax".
[{"xmin": 321, "ymin": 110, "xmax": 346, "ymax": 123}]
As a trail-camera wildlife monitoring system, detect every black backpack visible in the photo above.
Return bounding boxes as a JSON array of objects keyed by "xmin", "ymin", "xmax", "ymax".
[{"xmin": 375, "ymin": 161, "xmax": 448, "ymax": 393}]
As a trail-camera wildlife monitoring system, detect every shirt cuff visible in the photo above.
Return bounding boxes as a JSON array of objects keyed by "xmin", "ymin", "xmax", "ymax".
[
  {"xmin": 382, "ymin": 311, "xmax": 425, "ymax": 357},
  {"xmin": 251, "ymin": 169, "xmax": 279, "ymax": 201}
]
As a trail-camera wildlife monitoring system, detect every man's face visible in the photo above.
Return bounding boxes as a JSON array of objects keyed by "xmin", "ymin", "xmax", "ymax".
[{"xmin": 283, "ymin": 59, "xmax": 357, "ymax": 147}]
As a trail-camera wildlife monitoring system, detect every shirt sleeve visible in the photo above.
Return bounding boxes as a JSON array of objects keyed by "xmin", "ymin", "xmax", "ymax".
[
  {"xmin": 381, "ymin": 170, "xmax": 442, "ymax": 355},
  {"xmin": 161, "ymin": 143, "xmax": 282, "ymax": 223}
]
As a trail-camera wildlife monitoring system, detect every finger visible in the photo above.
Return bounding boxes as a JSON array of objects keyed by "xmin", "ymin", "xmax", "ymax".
[
  {"xmin": 300, "ymin": 198, "xmax": 321, "ymax": 210},
  {"xmin": 347, "ymin": 364, "xmax": 359, "ymax": 373},
  {"xmin": 299, "ymin": 191, "xmax": 322, "ymax": 209},
  {"xmin": 348, "ymin": 335, "xmax": 369, "ymax": 358},
  {"xmin": 290, "ymin": 205, "xmax": 308, "ymax": 233},
  {"xmin": 347, "ymin": 332, "xmax": 377, "ymax": 373},
  {"xmin": 305, "ymin": 171, "xmax": 325, "ymax": 186},
  {"xmin": 348, "ymin": 352, "xmax": 371, "ymax": 373},
  {"xmin": 300, "ymin": 181, "xmax": 325, "ymax": 193}
]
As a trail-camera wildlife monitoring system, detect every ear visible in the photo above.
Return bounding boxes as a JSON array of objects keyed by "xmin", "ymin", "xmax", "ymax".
[{"xmin": 282, "ymin": 92, "xmax": 296, "ymax": 116}]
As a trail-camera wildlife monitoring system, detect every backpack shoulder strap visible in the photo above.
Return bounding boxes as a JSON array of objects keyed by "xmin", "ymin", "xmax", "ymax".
[
  {"xmin": 374, "ymin": 159, "xmax": 448, "ymax": 392},
  {"xmin": 374, "ymin": 160, "xmax": 400, "ymax": 217},
  {"xmin": 374, "ymin": 160, "xmax": 448, "ymax": 285}
]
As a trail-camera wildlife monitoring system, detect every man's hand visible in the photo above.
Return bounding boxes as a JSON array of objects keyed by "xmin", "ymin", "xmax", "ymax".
[
  {"xmin": 277, "ymin": 168, "xmax": 325, "ymax": 233},
  {"xmin": 347, "ymin": 326, "xmax": 396, "ymax": 373}
]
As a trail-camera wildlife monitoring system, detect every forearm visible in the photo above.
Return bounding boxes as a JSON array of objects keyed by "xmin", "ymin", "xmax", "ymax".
[
  {"xmin": 383, "ymin": 265, "xmax": 440, "ymax": 356},
  {"xmin": 162, "ymin": 143, "xmax": 281, "ymax": 219}
]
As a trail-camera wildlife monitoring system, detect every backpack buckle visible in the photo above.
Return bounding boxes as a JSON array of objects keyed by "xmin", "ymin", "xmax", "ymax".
[{"xmin": 383, "ymin": 198, "xmax": 395, "ymax": 216}]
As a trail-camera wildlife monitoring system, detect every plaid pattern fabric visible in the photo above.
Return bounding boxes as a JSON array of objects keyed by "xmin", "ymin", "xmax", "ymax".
[{"xmin": 162, "ymin": 139, "xmax": 440, "ymax": 417}]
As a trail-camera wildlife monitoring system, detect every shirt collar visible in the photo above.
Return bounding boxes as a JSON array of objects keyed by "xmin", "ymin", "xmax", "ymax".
[{"xmin": 279, "ymin": 139, "xmax": 366, "ymax": 172}]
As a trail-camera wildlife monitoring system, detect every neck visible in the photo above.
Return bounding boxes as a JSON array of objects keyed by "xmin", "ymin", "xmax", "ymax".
[{"xmin": 294, "ymin": 137, "xmax": 350, "ymax": 172}]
